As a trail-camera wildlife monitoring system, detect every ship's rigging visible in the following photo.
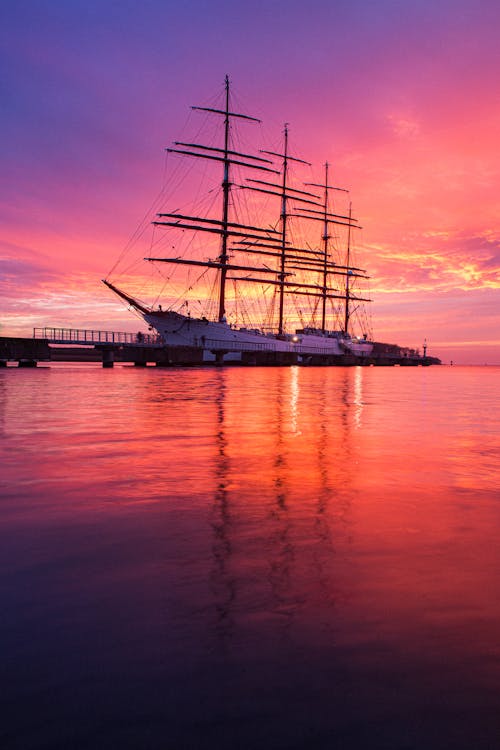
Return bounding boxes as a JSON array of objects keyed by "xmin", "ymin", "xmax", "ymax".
[{"xmin": 104, "ymin": 76, "xmax": 372, "ymax": 340}]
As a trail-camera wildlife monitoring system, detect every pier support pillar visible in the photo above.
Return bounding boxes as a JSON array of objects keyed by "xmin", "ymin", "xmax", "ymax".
[
  {"xmin": 102, "ymin": 349, "xmax": 114, "ymax": 368},
  {"xmin": 213, "ymin": 351, "xmax": 227, "ymax": 365}
]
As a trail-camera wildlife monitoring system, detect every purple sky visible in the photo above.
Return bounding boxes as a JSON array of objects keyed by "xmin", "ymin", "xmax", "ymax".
[{"xmin": 1, "ymin": 0, "xmax": 499, "ymax": 363}]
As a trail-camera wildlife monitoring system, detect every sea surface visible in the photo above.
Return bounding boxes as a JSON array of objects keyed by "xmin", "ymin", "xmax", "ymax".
[{"xmin": 1, "ymin": 364, "xmax": 499, "ymax": 749}]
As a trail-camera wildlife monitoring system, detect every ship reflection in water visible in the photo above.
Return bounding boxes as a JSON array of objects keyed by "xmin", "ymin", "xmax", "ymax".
[{"xmin": 1, "ymin": 365, "xmax": 500, "ymax": 749}]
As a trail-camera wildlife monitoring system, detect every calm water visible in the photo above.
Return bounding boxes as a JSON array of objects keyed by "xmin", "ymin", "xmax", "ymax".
[{"xmin": 1, "ymin": 364, "xmax": 499, "ymax": 749}]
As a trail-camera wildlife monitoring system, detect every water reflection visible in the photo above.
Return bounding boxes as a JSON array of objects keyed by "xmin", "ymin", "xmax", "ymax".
[
  {"xmin": 313, "ymin": 372, "xmax": 340, "ymax": 612},
  {"xmin": 267, "ymin": 368, "xmax": 295, "ymax": 639},
  {"xmin": 209, "ymin": 371, "xmax": 235, "ymax": 644},
  {"xmin": 205, "ymin": 367, "xmax": 365, "ymax": 648},
  {"xmin": 0, "ymin": 377, "xmax": 5, "ymax": 436},
  {"xmin": 2, "ymin": 365, "xmax": 500, "ymax": 749},
  {"xmin": 289, "ymin": 364, "xmax": 300, "ymax": 436},
  {"xmin": 353, "ymin": 365, "xmax": 364, "ymax": 429}
]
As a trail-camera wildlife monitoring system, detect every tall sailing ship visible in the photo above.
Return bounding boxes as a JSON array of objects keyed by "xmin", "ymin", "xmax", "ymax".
[{"xmin": 104, "ymin": 77, "xmax": 435, "ymax": 365}]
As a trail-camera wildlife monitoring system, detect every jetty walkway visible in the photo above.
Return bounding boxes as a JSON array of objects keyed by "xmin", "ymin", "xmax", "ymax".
[{"xmin": 1, "ymin": 328, "xmax": 175, "ymax": 368}]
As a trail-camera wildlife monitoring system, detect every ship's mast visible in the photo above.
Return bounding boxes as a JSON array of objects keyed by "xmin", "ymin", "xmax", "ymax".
[
  {"xmin": 239, "ymin": 146, "xmax": 368, "ymax": 333},
  {"xmin": 344, "ymin": 202, "xmax": 353, "ymax": 334},
  {"xmin": 304, "ymin": 166, "xmax": 349, "ymax": 331},
  {"xmin": 233, "ymin": 155, "xmax": 370, "ymax": 333},
  {"xmin": 259, "ymin": 125, "xmax": 312, "ymax": 335},
  {"xmin": 304, "ymin": 161, "xmax": 332, "ymax": 332},
  {"xmin": 149, "ymin": 76, "xmax": 284, "ymax": 320},
  {"xmin": 321, "ymin": 162, "xmax": 330, "ymax": 331},
  {"xmin": 218, "ymin": 75, "xmax": 231, "ymax": 322},
  {"xmin": 278, "ymin": 124, "xmax": 289, "ymax": 335}
]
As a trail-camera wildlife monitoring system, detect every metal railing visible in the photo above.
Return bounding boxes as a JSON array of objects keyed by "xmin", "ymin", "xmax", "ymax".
[
  {"xmin": 33, "ymin": 327, "xmax": 164, "ymax": 348},
  {"xmin": 203, "ymin": 337, "xmax": 340, "ymax": 356}
]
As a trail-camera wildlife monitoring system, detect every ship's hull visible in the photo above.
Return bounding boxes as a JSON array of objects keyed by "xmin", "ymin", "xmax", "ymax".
[{"xmin": 143, "ymin": 310, "xmax": 373, "ymax": 362}]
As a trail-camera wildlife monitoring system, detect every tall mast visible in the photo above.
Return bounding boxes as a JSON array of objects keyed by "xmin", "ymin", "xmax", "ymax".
[
  {"xmin": 344, "ymin": 202, "xmax": 353, "ymax": 334},
  {"xmin": 304, "ymin": 167, "xmax": 350, "ymax": 332},
  {"xmin": 278, "ymin": 124, "xmax": 289, "ymax": 335},
  {"xmin": 245, "ymin": 128, "xmax": 314, "ymax": 334},
  {"xmin": 321, "ymin": 162, "xmax": 330, "ymax": 332},
  {"xmin": 155, "ymin": 76, "xmax": 275, "ymax": 321},
  {"xmin": 218, "ymin": 75, "xmax": 231, "ymax": 322}
]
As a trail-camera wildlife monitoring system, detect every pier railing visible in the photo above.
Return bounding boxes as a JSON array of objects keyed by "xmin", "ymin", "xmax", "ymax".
[
  {"xmin": 33, "ymin": 327, "xmax": 164, "ymax": 348},
  {"xmin": 202, "ymin": 337, "xmax": 341, "ymax": 356}
]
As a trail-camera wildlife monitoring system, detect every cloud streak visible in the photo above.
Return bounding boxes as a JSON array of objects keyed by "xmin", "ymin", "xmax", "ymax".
[{"xmin": 367, "ymin": 231, "xmax": 500, "ymax": 294}]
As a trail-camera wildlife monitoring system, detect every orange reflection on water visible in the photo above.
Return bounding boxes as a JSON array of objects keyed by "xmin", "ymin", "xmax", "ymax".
[{"xmin": 1, "ymin": 364, "xmax": 500, "ymax": 748}]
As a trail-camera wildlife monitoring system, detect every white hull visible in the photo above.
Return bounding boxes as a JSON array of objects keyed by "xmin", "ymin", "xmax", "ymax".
[{"xmin": 143, "ymin": 310, "xmax": 373, "ymax": 361}]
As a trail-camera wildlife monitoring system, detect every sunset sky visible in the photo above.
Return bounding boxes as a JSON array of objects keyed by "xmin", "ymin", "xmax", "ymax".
[{"xmin": 1, "ymin": 0, "xmax": 499, "ymax": 364}]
